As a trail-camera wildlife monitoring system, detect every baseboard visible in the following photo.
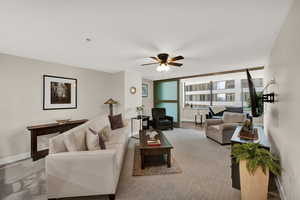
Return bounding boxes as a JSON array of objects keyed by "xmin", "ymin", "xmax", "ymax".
[
  {"xmin": 0, "ymin": 152, "xmax": 30, "ymax": 167},
  {"xmin": 275, "ymin": 177, "xmax": 286, "ymax": 200}
]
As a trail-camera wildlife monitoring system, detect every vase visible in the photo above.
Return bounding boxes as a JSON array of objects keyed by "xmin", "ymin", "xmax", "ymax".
[{"xmin": 239, "ymin": 160, "xmax": 269, "ymax": 200}]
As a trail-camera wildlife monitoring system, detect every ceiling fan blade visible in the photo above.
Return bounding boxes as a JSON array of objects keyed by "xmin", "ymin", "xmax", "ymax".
[
  {"xmin": 150, "ymin": 57, "xmax": 160, "ymax": 62},
  {"xmin": 168, "ymin": 62, "xmax": 183, "ymax": 67},
  {"xmin": 141, "ymin": 62, "xmax": 159, "ymax": 66},
  {"xmin": 170, "ymin": 55, "xmax": 184, "ymax": 61}
]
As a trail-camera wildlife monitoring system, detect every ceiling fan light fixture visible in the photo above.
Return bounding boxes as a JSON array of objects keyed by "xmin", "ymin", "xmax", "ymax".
[{"xmin": 156, "ymin": 63, "xmax": 170, "ymax": 72}]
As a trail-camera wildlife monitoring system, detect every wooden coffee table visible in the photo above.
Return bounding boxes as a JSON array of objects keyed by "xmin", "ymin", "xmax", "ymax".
[{"xmin": 139, "ymin": 130, "xmax": 173, "ymax": 169}]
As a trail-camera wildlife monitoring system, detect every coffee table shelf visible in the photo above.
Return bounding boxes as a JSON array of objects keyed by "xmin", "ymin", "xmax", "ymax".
[{"xmin": 139, "ymin": 130, "xmax": 173, "ymax": 169}]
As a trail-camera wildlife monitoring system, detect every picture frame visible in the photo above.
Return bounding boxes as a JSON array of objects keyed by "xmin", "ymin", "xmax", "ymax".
[
  {"xmin": 142, "ymin": 83, "xmax": 148, "ymax": 97},
  {"xmin": 43, "ymin": 75, "xmax": 77, "ymax": 110}
]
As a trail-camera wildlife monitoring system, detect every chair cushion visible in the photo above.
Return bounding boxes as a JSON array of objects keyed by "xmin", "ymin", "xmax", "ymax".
[
  {"xmin": 109, "ymin": 114, "xmax": 124, "ymax": 130},
  {"xmin": 158, "ymin": 119, "xmax": 172, "ymax": 126},
  {"xmin": 222, "ymin": 112, "xmax": 245, "ymax": 123}
]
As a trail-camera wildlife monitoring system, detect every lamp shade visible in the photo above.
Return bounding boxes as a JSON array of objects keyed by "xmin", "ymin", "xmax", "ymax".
[{"xmin": 104, "ymin": 98, "xmax": 118, "ymax": 105}]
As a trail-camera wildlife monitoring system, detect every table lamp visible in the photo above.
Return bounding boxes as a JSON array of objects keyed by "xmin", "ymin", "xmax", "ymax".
[{"xmin": 104, "ymin": 98, "xmax": 118, "ymax": 116}]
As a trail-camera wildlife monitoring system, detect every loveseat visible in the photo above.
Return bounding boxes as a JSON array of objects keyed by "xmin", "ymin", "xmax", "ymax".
[
  {"xmin": 205, "ymin": 112, "xmax": 247, "ymax": 144},
  {"xmin": 46, "ymin": 115, "xmax": 129, "ymax": 200}
]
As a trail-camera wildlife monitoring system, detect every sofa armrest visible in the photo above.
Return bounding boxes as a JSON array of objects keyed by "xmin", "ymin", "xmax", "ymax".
[
  {"xmin": 221, "ymin": 123, "xmax": 240, "ymax": 131},
  {"xmin": 46, "ymin": 150, "xmax": 118, "ymax": 198},
  {"xmin": 206, "ymin": 119, "xmax": 223, "ymax": 126},
  {"xmin": 165, "ymin": 115, "xmax": 173, "ymax": 122}
]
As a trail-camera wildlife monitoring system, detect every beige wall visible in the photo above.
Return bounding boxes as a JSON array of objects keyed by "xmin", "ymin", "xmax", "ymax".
[
  {"xmin": 265, "ymin": 1, "xmax": 300, "ymax": 199},
  {"xmin": 0, "ymin": 53, "xmax": 113, "ymax": 159},
  {"xmin": 124, "ymin": 71, "xmax": 142, "ymax": 119},
  {"xmin": 110, "ymin": 71, "xmax": 126, "ymax": 115},
  {"xmin": 142, "ymin": 79, "xmax": 153, "ymax": 116}
]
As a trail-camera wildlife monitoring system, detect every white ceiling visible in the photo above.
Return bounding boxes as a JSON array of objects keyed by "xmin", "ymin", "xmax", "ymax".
[{"xmin": 0, "ymin": 0, "xmax": 292, "ymax": 80}]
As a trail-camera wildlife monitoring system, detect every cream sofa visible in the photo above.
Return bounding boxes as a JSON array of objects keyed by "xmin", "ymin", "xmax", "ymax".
[
  {"xmin": 205, "ymin": 112, "xmax": 247, "ymax": 144},
  {"xmin": 46, "ymin": 115, "xmax": 130, "ymax": 200}
]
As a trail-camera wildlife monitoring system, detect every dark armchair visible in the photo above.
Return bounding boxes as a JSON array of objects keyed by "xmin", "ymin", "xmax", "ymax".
[{"xmin": 151, "ymin": 108, "xmax": 173, "ymax": 130}]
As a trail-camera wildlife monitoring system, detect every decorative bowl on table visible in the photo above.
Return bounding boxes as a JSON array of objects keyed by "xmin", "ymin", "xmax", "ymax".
[{"xmin": 56, "ymin": 119, "xmax": 71, "ymax": 124}]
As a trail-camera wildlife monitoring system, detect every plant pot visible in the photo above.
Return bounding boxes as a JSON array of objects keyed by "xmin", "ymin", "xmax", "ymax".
[{"xmin": 239, "ymin": 160, "xmax": 269, "ymax": 200}]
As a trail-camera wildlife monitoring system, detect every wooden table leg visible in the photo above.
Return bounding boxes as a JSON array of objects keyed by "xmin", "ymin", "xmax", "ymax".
[
  {"xmin": 167, "ymin": 151, "xmax": 171, "ymax": 168},
  {"xmin": 31, "ymin": 132, "xmax": 38, "ymax": 161},
  {"xmin": 141, "ymin": 151, "xmax": 145, "ymax": 169}
]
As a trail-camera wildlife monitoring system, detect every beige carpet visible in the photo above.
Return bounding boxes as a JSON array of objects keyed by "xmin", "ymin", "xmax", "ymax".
[
  {"xmin": 0, "ymin": 128, "xmax": 280, "ymax": 200},
  {"xmin": 132, "ymin": 144, "xmax": 182, "ymax": 176}
]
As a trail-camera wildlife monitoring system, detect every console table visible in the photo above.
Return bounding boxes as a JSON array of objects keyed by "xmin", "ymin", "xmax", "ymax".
[{"xmin": 27, "ymin": 119, "xmax": 88, "ymax": 161}]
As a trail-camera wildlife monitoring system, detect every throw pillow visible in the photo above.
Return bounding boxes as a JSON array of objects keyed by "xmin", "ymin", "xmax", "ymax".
[
  {"xmin": 63, "ymin": 129, "xmax": 87, "ymax": 152},
  {"xmin": 99, "ymin": 126, "xmax": 110, "ymax": 141},
  {"xmin": 86, "ymin": 129, "xmax": 101, "ymax": 151},
  {"xmin": 64, "ymin": 133, "xmax": 80, "ymax": 152},
  {"xmin": 109, "ymin": 114, "xmax": 124, "ymax": 130},
  {"xmin": 123, "ymin": 119, "xmax": 129, "ymax": 127},
  {"xmin": 88, "ymin": 128, "xmax": 106, "ymax": 150}
]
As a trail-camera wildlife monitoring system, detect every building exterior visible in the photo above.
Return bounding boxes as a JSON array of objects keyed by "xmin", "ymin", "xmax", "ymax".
[{"xmin": 183, "ymin": 70, "xmax": 264, "ymax": 111}]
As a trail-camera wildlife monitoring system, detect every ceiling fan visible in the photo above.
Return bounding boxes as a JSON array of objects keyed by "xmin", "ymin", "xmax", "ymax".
[{"xmin": 141, "ymin": 53, "xmax": 184, "ymax": 72}]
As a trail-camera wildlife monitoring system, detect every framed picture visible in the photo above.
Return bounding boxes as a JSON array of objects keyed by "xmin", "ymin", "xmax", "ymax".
[
  {"xmin": 142, "ymin": 83, "xmax": 148, "ymax": 97},
  {"xmin": 43, "ymin": 75, "xmax": 77, "ymax": 110}
]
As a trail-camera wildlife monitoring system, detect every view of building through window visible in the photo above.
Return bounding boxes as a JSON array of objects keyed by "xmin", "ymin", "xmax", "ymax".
[{"xmin": 182, "ymin": 70, "xmax": 264, "ymax": 112}]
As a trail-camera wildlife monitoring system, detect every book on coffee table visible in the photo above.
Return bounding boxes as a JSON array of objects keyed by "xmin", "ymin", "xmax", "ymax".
[{"xmin": 147, "ymin": 139, "xmax": 161, "ymax": 146}]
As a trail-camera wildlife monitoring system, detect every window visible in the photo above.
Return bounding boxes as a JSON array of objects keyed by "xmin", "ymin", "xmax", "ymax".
[
  {"xmin": 183, "ymin": 70, "xmax": 264, "ymax": 109},
  {"xmin": 185, "ymin": 83, "xmax": 210, "ymax": 92},
  {"xmin": 226, "ymin": 80, "xmax": 235, "ymax": 89},
  {"xmin": 212, "ymin": 80, "xmax": 235, "ymax": 90},
  {"xmin": 213, "ymin": 81, "xmax": 225, "ymax": 90},
  {"xmin": 226, "ymin": 93, "xmax": 235, "ymax": 102},
  {"xmin": 212, "ymin": 93, "xmax": 226, "ymax": 102},
  {"xmin": 241, "ymin": 78, "xmax": 263, "ymax": 88}
]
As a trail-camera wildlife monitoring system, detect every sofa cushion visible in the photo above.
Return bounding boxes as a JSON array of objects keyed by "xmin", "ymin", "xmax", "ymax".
[
  {"xmin": 109, "ymin": 114, "xmax": 124, "ymax": 130},
  {"xmin": 88, "ymin": 115, "xmax": 111, "ymax": 133},
  {"xmin": 64, "ymin": 129, "xmax": 87, "ymax": 152},
  {"xmin": 222, "ymin": 112, "xmax": 245, "ymax": 123},
  {"xmin": 64, "ymin": 133, "xmax": 80, "ymax": 152}
]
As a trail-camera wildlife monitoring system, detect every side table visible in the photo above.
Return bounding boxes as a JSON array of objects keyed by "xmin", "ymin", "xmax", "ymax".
[
  {"xmin": 195, "ymin": 113, "xmax": 203, "ymax": 126},
  {"xmin": 130, "ymin": 115, "xmax": 150, "ymax": 139}
]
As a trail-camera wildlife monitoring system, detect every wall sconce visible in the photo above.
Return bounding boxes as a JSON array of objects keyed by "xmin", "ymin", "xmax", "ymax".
[{"xmin": 130, "ymin": 86, "xmax": 137, "ymax": 94}]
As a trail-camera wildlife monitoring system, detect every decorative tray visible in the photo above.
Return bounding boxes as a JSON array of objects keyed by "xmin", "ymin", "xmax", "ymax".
[{"xmin": 239, "ymin": 128, "xmax": 258, "ymax": 140}]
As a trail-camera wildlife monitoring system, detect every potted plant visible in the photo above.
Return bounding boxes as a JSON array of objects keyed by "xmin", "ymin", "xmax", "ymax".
[
  {"xmin": 242, "ymin": 119, "xmax": 253, "ymax": 132},
  {"xmin": 136, "ymin": 105, "xmax": 144, "ymax": 117},
  {"xmin": 232, "ymin": 143, "xmax": 281, "ymax": 200}
]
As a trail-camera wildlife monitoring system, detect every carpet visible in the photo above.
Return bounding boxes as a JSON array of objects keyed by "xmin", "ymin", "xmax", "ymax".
[
  {"xmin": 132, "ymin": 144, "xmax": 182, "ymax": 176},
  {"xmin": 0, "ymin": 127, "xmax": 280, "ymax": 200}
]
